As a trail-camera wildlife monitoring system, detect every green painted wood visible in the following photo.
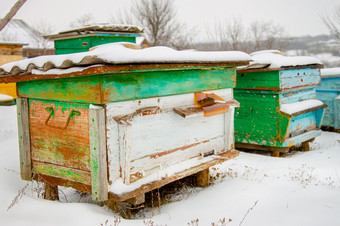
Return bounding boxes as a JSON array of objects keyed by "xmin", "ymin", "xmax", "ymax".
[
  {"xmin": 89, "ymin": 106, "xmax": 108, "ymax": 201},
  {"xmin": 29, "ymin": 99, "xmax": 91, "ymax": 171},
  {"xmin": 102, "ymin": 66, "xmax": 236, "ymax": 102},
  {"xmin": 236, "ymin": 70, "xmax": 280, "ymax": 90},
  {"xmin": 234, "ymin": 90, "xmax": 284, "ymax": 147},
  {"xmin": 54, "ymin": 36, "xmax": 136, "ymax": 55},
  {"xmin": 17, "ymin": 66, "xmax": 236, "ymax": 104},
  {"xmin": 16, "ymin": 98, "xmax": 32, "ymax": 180},
  {"xmin": 17, "ymin": 76, "xmax": 102, "ymax": 104}
]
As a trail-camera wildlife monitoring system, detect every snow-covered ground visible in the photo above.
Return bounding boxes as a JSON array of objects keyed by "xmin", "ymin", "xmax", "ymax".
[{"xmin": 0, "ymin": 105, "xmax": 339, "ymax": 226}]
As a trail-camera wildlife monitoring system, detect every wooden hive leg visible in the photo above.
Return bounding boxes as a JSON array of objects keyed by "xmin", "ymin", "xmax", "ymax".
[
  {"xmin": 44, "ymin": 183, "xmax": 59, "ymax": 201},
  {"xmin": 301, "ymin": 141, "xmax": 310, "ymax": 152},
  {"xmin": 196, "ymin": 168, "xmax": 210, "ymax": 187},
  {"xmin": 105, "ymin": 194, "xmax": 145, "ymax": 219},
  {"xmin": 271, "ymin": 151, "xmax": 281, "ymax": 157}
]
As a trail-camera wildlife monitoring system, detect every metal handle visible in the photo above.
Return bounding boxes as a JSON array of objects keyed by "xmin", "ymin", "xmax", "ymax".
[{"xmin": 45, "ymin": 107, "xmax": 81, "ymax": 130}]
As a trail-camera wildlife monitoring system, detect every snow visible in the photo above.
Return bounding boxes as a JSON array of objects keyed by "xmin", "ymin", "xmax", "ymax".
[
  {"xmin": 31, "ymin": 65, "xmax": 103, "ymax": 75},
  {"xmin": 0, "ymin": 94, "xmax": 14, "ymax": 101},
  {"xmin": 244, "ymin": 50, "xmax": 323, "ymax": 69},
  {"xmin": 280, "ymin": 99, "xmax": 324, "ymax": 115},
  {"xmin": 320, "ymin": 67, "xmax": 340, "ymax": 78},
  {"xmin": 1, "ymin": 106, "xmax": 340, "ymax": 225},
  {"xmin": 0, "ymin": 42, "xmax": 251, "ymax": 76}
]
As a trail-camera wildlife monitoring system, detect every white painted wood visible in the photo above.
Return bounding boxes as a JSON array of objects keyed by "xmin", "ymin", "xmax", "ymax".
[
  {"xmin": 106, "ymin": 88, "xmax": 236, "ymax": 187},
  {"xmin": 118, "ymin": 121, "xmax": 132, "ymax": 184}
]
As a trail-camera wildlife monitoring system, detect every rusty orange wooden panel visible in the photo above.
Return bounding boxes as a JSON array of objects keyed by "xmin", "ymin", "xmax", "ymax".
[{"xmin": 29, "ymin": 99, "xmax": 91, "ymax": 171}]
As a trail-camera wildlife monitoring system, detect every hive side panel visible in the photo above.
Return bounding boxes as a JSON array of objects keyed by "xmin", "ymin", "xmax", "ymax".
[
  {"xmin": 16, "ymin": 98, "xmax": 32, "ymax": 180},
  {"xmin": 279, "ymin": 68, "xmax": 320, "ymax": 90},
  {"xmin": 106, "ymin": 89, "xmax": 235, "ymax": 185},
  {"xmin": 89, "ymin": 106, "xmax": 108, "ymax": 201}
]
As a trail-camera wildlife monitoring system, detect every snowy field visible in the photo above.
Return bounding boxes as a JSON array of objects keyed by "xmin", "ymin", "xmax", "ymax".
[{"xmin": 0, "ymin": 105, "xmax": 339, "ymax": 226}]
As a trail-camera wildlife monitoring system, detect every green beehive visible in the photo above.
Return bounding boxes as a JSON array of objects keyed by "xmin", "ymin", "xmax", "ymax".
[
  {"xmin": 45, "ymin": 24, "xmax": 143, "ymax": 55},
  {"xmin": 234, "ymin": 51, "xmax": 326, "ymax": 157}
]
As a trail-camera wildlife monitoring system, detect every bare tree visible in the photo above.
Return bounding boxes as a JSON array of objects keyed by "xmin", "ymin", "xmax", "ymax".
[
  {"xmin": 249, "ymin": 20, "xmax": 288, "ymax": 51},
  {"xmin": 206, "ymin": 17, "xmax": 247, "ymax": 51},
  {"xmin": 111, "ymin": 0, "xmax": 192, "ymax": 49},
  {"xmin": 29, "ymin": 19, "xmax": 54, "ymax": 50},
  {"xmin": 70, "ymin": 13, "xmax": 96, "ymax": 29},
  {"xmin": 0, "ymin": 0, "xmax": 27, "ymax": 31},
  {"xmin": 322, "ymin": 5, "xmax": 340, "ymax": 40}
]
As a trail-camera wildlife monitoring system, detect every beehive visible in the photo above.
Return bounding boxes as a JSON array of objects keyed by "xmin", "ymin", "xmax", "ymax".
[
  {"xmin": 234, "ymin": 51, "xmax": 326, "ymax": 156},
  {"xmin": 0, "ymin": 43, "xmax": 250, "ymax": 217}
]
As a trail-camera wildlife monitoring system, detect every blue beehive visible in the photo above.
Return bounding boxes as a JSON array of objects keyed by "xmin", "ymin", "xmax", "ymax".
[{"xmin": 316, "ymin": 67, "xmax": 340, "ymax": 131}]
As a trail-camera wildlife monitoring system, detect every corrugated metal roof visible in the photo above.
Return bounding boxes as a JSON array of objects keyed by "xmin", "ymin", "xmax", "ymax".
[
  {"xmin": 0, "ymin": 19, "xmax": 53, "ymax": 48},
  {"xmin": 0, "ymin": 42, "xmax": 251, "ymax": 78},
  {"xmin": 45, "ymin": 24, "xmax": 143, "ymax": 40}
]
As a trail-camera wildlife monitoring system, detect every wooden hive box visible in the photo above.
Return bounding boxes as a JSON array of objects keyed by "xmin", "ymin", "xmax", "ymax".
[
  {"xmin": 0, "ymin": 43, "xmax": 250, "ymax": 217},
  {"xmin": 234, "ymin": 51, "xmax": 327, "ymax": 157},
  {"xmin": 316, "ymin": 67, "xmax": 340, "ymax": 131},
  {"xmin": 45, "ymin": 24, "xmax": 144, "ymax": 55},
  {"xmin": 0, "ymin": 42, "xmax": 26, "ymax": 105}
]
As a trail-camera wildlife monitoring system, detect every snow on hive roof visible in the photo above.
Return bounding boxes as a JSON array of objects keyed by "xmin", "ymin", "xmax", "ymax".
[
  {"xmin": 0, "ymin": 19, "xmax": 52, "ymax": 49},
  {"xmin": 45, "ymin": 23, "xmax": 143, "ymax": 40},
  {"xmin": 239, "ymin": 50, "xmax": 323, "ymax": 71},
  {"xmin": 0, "ymin": 42, "xmax": 251, "ymax": 77},
  {"xmin": 280, "ymin": 99, "xmax": 325, "ymax": 115},
  {"xmin": 320, "ymin": 67, "xmax": 340, "ymax": 78}
]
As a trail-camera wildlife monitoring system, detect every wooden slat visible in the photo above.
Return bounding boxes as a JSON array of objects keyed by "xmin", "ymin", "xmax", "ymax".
[
  {"xmin": 16, "ymin": 97, "xmax": 32, "ymax": 180},
  {"xmin": 109, "ymin": 150, "xmax": 238, "ymax": 202},
  {"xmin": 33, "ymin": 174, "xmax": 92, "ymax": 194},
  {"xmin": 33, "ymin": 161, "xmax": 91, "ymax": 185},
  {"xmin": 280, "ymin": 104, "xmax": 328, "ymax": 117},
  {"xmin": 89, "ymin": 106, "xmax": 108, "ymax": 201}
]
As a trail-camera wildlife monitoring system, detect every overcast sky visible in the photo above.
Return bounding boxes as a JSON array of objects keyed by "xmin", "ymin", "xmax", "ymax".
[{"xmin": 1, "ymin": 0, "xmax": 339, "ymax": 39}]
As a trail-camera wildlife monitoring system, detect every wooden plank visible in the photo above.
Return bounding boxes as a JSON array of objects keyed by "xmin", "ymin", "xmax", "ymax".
[
  {"xmin": 29, "ymin": 99, "xmax": 91, "ymax": 171},
  {"xmin": 109, "ymin": 150, "xmax": 238, "ymax": 202},
  {"xmin": 33, "ymin": 161, "xmax": 91, "ymax": 185},
  {"xmin": 89, "ymin": 106, "xmax": 108, "ymax": 201},
  {"xmin": 33, "ymin": 174, "xmax": 91, "ymax": 194},
  {"xmin": 16, "ymin": 97, "xmax": 32, "ymax": 180},
  {"xmin": 280, "ymin": 104, "xmax": 327, "ymax": 117},
  {"xmin": 119, "ymin": 121, "xmax": 131, "ymax": 185},
  {"xmin": 15, "ymin": 66, "xmax": 237, "ymax": 104},
  {"xmin": 235, "ymin": 142, "xmax": 290, "ymax": 153}
]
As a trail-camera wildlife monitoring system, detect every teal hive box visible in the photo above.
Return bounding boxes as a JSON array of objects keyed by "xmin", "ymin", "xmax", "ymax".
[{"xmin": 316, "ymin": 68, "xmax": 340, "ymax": 131}]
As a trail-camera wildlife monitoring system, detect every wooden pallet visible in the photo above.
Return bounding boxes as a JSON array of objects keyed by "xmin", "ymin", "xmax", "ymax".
[
  {"xmin": 43, "ymin": 150, "xmax": 238, "ymax": 219},
  {"xmin": 235, "ymin": 140, "xmax": 312, "ymax": 157}
]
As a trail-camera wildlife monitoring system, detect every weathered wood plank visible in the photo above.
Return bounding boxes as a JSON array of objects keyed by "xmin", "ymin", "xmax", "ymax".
[
  {"xmin": 119, "ymin": 121, "xmax": 132, "ymax": 185},
  {"xmin": 29, "ymin": 99, "xmax": 91, "ymax": 171},
  {"xmin": 34, "ymin": 174, "xmax": 92, "ymax": 194},
  {"xmin": 109, "ymin": 150, "xmax": 238, "ymax": 202},
  {"xmin": 16, "ymin": 97, "xmax": 32, "ymax": 180},
  {"xmin": 235, "ymin": 142, "xmax": 290, "ymax": 153},
  {"xmin": 89, "ymin": 105, "xmax": 108, "ymax": 201},
  {"xmin": 33, "ymin": 161, "xmax": 91, "ymax": 185},
  {"xmin": 16, "ymin": 66, "xmax": 237, "ymax": 104}
]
